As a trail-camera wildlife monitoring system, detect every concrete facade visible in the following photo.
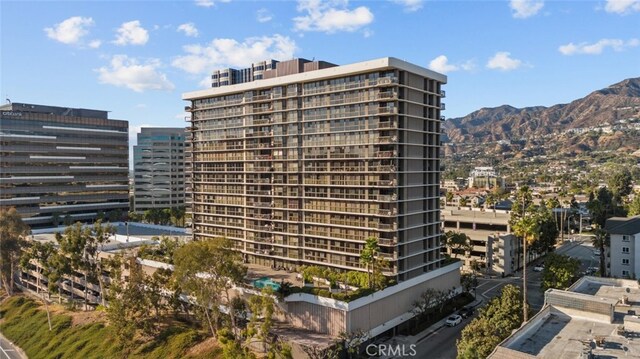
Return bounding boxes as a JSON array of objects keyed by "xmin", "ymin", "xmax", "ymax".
[
  {"xmin": 0, "ymin": 102, "xmax": 129, "ymax": 227},
  {"xmin": 133, "ymin": 127, "xmax": 186, "ymax": 211},
  {"xmin": 442, "ymin": 206, "xmax": 521, "ymax": 275},
  {"xmin": 606, "ymin": 216, "xmax": 640, "ymax": 279},
  {"xmin": 184, "ymin": 57, "xmax": 447, "ymax": 282},
  {"xmin": 282, "ymin": 262, "xmax": 461, "ymax": 336}
]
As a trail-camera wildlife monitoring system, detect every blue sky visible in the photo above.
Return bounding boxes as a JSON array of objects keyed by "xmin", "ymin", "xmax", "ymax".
[{"xmin": 2, "ymin": 0, "xmax": 639, "ymax": 153}]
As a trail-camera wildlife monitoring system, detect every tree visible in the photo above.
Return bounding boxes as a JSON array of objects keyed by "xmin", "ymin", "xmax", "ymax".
[
  {"xmin": 628, "ymin": 195, "xmax": 640, "ymax": 216},
  {"xmin": 510, "ymin": 186, "xmax": 536, "ymax": 322},
  {"xmin": 170, "ymin": 206, "xmax": 186, "ymax": 227},
  {"xmin": 541, "ymin": 253, "xmax": 580, "ymax": 291},
  {"xmin": 592, "ymin": 229, "xmax": 610, "ymax": 277},
  {"xmin": 246, "ymin": 288, "xmax": 276, "ymax": 356},
  {"xmin": 588, "ymin": 187, "xmax": 626, "ymax": 228},
  {"xmin": 446, "ymin": 191, "xmax": 454, "ymax": 205},
  {"xmin": 359, "ymin": 237, "xmax": 379, "ymax": 289},
  {"xmin": 460, "ymin": 273, "xmax": 478, "ymax": 293},
  {"xmin": 457, "ymin": 285, "xmax": 524, "ymax": 359},
  {"xmin": 173, "ymin": 237, "xmax": 247, "ymax": 337},
  {"xmin": 55, "ymin": 221, "xmax": 114, "ymax": 309},
  {"xmin": 20, "ymin": 241, "xmax": 55, "ymax": 330},
  {"xmin": 0, "ymin": 207, "xmax": 30, "ymax": 296},
  {"xmin": 411, "ymin": 288, "xmax": 442, "ymax": 319},
  {"xmin": 105, "ymin": 255, "xmax": 152, "ymax": 356},
  {"xmin": 444, "ymin": 231, "xmax": 472, "ymax": 258},
  {"xmin": 607, "ymin": 169, "xmax": 632, "ymax": 201},
  {"xmin": 459, "ymin": 196, "xmax": 468, "ymax": 207}
]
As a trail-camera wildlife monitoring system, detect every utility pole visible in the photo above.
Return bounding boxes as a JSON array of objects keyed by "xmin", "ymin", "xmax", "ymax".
[{"xmin": 522, "ymin": 194, "xmax": 528, "ymax": 322}]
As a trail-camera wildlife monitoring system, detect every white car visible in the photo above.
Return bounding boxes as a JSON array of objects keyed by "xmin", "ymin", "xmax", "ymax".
[
  {"xmin": 593, "ymin": 250, "xmax": 601, "ymax": 256},
  {"xmin": 533, "ymin": 265, "xmax": 544, "ymax": 272},
  {"xmin": 446, "ymin": 315, "xmax": 462, "ymax": 327}
]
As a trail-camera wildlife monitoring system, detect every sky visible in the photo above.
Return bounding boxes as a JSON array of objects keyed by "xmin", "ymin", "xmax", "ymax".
[{"xmin": 1, "ymin": 0, "xmax": 639, "ymax": 159}]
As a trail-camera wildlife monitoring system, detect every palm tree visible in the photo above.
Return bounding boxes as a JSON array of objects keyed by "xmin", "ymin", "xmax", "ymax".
[
  {"xmin": 510, "ymin": 186, "xmax": 536, "ymax": 322},
  {"xmin": 459, "ymin": 196, "xmax": 469, "ymax": 207},
  {"xmin": 592, "ymin": 228, "xmax": 610, "ymax": 277},
  {"xmin": 360, "ymin": 237, "xmax": 379, "ymax": 289},
  {"xmin": 512, "ymin": 213, "xmax": 540, "ymax": 322},
  {"xmin": 446, "ymin": 191, "xmax": 454, "ymax": 206}
]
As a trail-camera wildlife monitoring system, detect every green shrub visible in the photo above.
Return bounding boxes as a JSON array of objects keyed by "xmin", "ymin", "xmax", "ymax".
[{"xmin": 0, "ymin": 296, "xmax": 219, "ymax": 359}]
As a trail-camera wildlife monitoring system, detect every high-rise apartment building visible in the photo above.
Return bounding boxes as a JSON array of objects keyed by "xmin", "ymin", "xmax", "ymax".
[
  {"xmin": 184, "ymin": 57, "xmax": 446, "ymax": 281},
  {"xmin": 133, "ymin": 127, "xmax": 186, "ymax": 211},
  {"xmin": 0, "ymin": 102, "xmax": 129, "ymax": 227}
]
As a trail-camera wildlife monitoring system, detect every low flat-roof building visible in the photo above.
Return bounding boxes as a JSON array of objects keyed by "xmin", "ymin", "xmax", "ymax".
[{"xmin": 490, "ymin": 276, "xmax": 640, "ymax": 358}]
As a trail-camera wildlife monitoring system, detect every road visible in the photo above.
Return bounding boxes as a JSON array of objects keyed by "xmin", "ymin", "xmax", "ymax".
[
  {"xmin": 411, "ymin": 275, "xmax": 539, "ymax": 359},
  {"xmin": 0, "ymin": 334, "xmax": 24, "ymax": 359},
  {"xmin": 411, "ymin": 237, "xmax": 597, "ymax": 359}
]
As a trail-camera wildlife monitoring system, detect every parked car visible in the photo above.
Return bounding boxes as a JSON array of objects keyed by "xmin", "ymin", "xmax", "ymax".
[
  {"xmin": 533, "ymin": 264, "xmax": 544, "ymax": 272},
  {"xmin": 593, "ymin": 250, "xmax": 601, "ymax": 256},
  {"xmin": 446, "ymin": 315, "xmax": 462, "ymax": 327},
  {"xmin": 459, "ymin": 307, "xmax": 474, "ymax": 318}
]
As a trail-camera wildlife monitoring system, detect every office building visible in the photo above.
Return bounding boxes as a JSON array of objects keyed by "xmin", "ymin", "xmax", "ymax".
[
  {"xmin": 0, "ymin": 102, "xmax": 129, "ymax": 227},
  {"xmin": 184, "ymin": 57, "xmax": 446, "ymax": 282},
  {"xmin": 606, "ymin": 215, "xmax": 640, "ymax": 278},
  {"xmin": 133, "ymin": 127, "xmax": 186, "ymax": 211}
]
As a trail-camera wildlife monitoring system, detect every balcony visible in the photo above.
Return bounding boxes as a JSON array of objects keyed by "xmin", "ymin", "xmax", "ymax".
[
  {"xmin": 378, "ymin": 238, "xmax": 397, "ymax": 246},
  {"xmin": 440, "ymin": 90, "xmax": 446, "ymax": 98},
  {"xmin": 378, "ymin": 121, "xmax": 397, "ymax": 129},
  {"xmin": 377, "ymin": 77, "xmax": 398, "ymax": 86},
  {"xmin": 378, "ymin": 136, "xmax": 397, "ymax": 144},
  {"xmin": 377, "ymin": 107, "xmax": 398, "ymax": 115},
  {"xmin": 441, "ymin": 103, "xmax": 446, "ymax": 110}
]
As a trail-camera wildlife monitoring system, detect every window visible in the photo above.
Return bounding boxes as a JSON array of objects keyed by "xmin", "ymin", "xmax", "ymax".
[
  {"xmin": 623, "ymin": 235, "xmax": 630, "ymax": 242},
  {"xmin": 623, "ymin": 270, "xmax": 630, "ymax": 277},
  {"xmin": 623, "ymin": 247, "xmax": 630, "ymax": 254},
  {"xmin": 623, "ymin": 258, "xmax": 630, "ymax": 266}
]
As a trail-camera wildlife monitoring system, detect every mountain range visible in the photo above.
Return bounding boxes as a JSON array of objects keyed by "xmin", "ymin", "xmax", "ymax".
[{"xmin": 443, "ymin": 78, "xmax": 640, "ymax": 152}]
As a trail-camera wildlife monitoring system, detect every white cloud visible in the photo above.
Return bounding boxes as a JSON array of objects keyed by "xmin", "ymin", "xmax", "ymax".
[
  {"xmin": 428, "ymin": 55, "xmax": 475, "ymax": 74},
  {"xmin": 486, "ymin": 52, "xmax": 524, "ymax": 71},
  {"xmin": 559, "ymin": 38, "xmax": 639, "ymax": 55},
  {"xmin": 293, "ymin": 0, "xmax": 374, "ymax": 33},
  {"xmin": 392, "ymin": 0, "xmax": 424, "ymax": 12},
  {"xmin": 177, "ymin": 23, "xmax": 199, "ymax": 37},
  {"xmin": 605, "ymin": 0, "xmax": 640, "ymax": 14},
  {"xmin": 257, "ymin": 8, "xmax": 274, "ymax": 23},
  {"xmin": 195, "ymin": 0, "xmax": 231, "ymax": 7},
  {"xmin": 44, "ymin": 16, "xmax": 95, "ymax": 45},
  {"xmin": 96, "ymin": 55, "xmax": 175, "ymax": 92},
  {"xmin": 172, "ymin": 34, "xmax": 297, "ymax": 75},
  {"xmin": 113, "ymin": 20, "xmax": 149, "ymax": 46},
  {"xmin": 88, "ymin": 40, "xmax": 102, "ymax": 48},
  {"xmin": 428, "ymin": 56, "xmax": 459, "ymax": 74},
  {"xmin": 509, "ymin": 0, "xmax": 544, "ymax": 18}
]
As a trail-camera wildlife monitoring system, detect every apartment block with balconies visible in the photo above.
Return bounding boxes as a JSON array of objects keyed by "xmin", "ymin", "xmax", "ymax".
[{"xmin": 183, "ymin": 57, "xmax": 446, "ymax": 282}]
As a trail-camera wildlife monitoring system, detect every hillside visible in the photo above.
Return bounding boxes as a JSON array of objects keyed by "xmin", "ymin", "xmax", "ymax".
[
  {"xmin": 444, "ymin": 78, "xmax": 640, "ymax": 146},
  {"xmin": 0, "ymin": 296, "xmax": 220, "ymax": 359}
]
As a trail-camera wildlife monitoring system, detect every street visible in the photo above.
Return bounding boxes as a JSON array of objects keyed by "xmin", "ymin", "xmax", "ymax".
[
  {"xmin": 410, "ymin": 237, "xmax": 596, "ymax": 359},
  {"xmin": 0, "ymin": 334, "xmax": 24, "ymax": 359}
]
